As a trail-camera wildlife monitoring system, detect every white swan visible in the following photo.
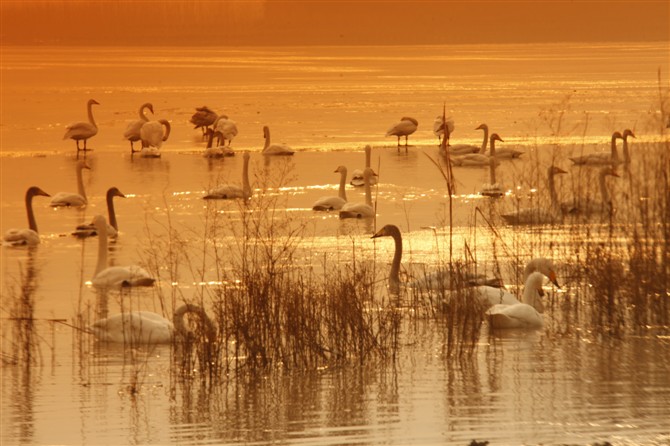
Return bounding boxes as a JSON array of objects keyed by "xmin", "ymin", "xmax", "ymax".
[
  {"xmin": 138, "ymin": 119, "xmax": 170, "ymax": 158},
  {"xmin": 90, "ymin": 303, "xmax": 216, "ymax": 344},
  {"xmin": 63, "ymin": 99, "xmax": 99, "ymax": 151},
  {"xmin": 480, "ymin": 155, "xmax": 504, "ymax": 197},
  {"xmin": 203, "ymin": 128, "xmax": 235, "ymax": 158},
  {"xmin": 350, "ymin": 145, "xmax": 378, "ymax": 187},
  {"xmin": 433, "ymin": 115, "xmax": 455, "ymax": 144},
  {"xmin": 564, "ymin": 167, "xmax": 619, "ymax": 216},
  {"xmin": 312, "ymin": 165, "xmax": 348, "ymax": 211},
  {"xmin": 123, "ymin": 102, "xmax": 154, "ymax": 152},
  {"xmin": 444, "ymin": 123, "xmax": 488, "ymax": 155},
  {"xmin": 500, "ymin": 165, "xmax": 567, "ymax": 225},
  {"xmin": 212, "ymin": 116, "xmax": 238, "ymax": 147},
  {"xmin": 386, "ymin": 117, "xmax": 418, "ymax": 148},
  {"xmin": 451, "ymin": 132, "xmax": 502, "ymax": 167},
  {"xmin": 262, "ymin": 125, "xmax": 294, "ymax": 156},
  {"xmin": 339, "ymin": 167, "xmax": 376, "ymax": 219},
  {"xmin": 190, "ymin": 106, "xmax": 218, "ymax": 135},
  {"xmin": 622, "ymin": 129, "xmax": 635, "ymax": 164},
  {"xmin": 569, "ymin": 131, "xmax": 623, "ymax": 166},
  {"xmin": 50, "ymin": 160, "xmax": 90, "ymax": 207},
  {"xmin": 486, "ymin": 272, "xmax": 547, "ymax": 329},
  {"xmin": 72, "ymin": 187, "xmax": 126, "ymax": 238},
  {"xmin": 204, "ymin": 152, "xmax": 252, "ymax": 200},
  {"xmin": 91, "ymin": 215, "xmax": 155, "ymax": 289},
  {"xmin": 3, "ymin": 186, "xmax": 50, "ymax": 246}
]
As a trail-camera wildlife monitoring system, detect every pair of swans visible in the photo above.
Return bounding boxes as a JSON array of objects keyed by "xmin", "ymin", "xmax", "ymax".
[
  {"xmin": 190, "ymin": 105, "xmax": 218, "ymax": 136},
  {"xmin": 500, "ymin": 165, "xmax": 567, "ymax": 225},
  {"xmin": 123, "ymin": 102, "xmax": 153, "ymax": 152},
  {"xmin": 204, "ymin": 152, "xmax": 252, "ymax": 200},
  {"xmin": 50, "ymin": 160, "xmax": 90, "ymax": 207},
  {"xmin": 562, "ymin": 167, "xmax": 619, "ymax": 216},
  {"xmin": 90, "ymin": 303, "xmax": 216, "ymax": 344},
  {"xmin": 443, "ymin": 123, "xmax": 487, "ymax": 156},
  {"xmin": 451, "ymin": 133, "xmax": 503, "ymax": 167},
  {"xmin": 63, "ymin": 99, "xmax": 99, "ymax": 151},
  {"xmin": 90, "ymin": 215, "xmax": 154, "ymax": 288},
  {"xmin": 339, "ymin": 167, "xmax": 376, "ymax": 219},
  {"xmin": 3, "ymin": 186, "xmax": 50, "ymax": 246},
  {"xmin": 262, "ymin": 126, "xmax": 294, "ymax": 156},
  {"xmin": 386, "ymin": 117, "xmax": 418, "ymax": 148},
  {"xmin": 350, "ymin": 145, "xmax": 378, "ymax": 187},
  {"xmin": 72, "ymin": 187, "xmax": 126, "ymax": 238},
  {"xmin": 569, "ymin": 131, "xmax": 627, "ymax": 166},
  {"xmin": 212, "ymin": 115, "xmax": 239, "ymax": 147},
  {"xmin": 204, "ymin": 128, "xmax": 235, "ymax": 158},
  {"xmin": 312, "ymin": 166, "xmax": 348, "ymax": 211}
]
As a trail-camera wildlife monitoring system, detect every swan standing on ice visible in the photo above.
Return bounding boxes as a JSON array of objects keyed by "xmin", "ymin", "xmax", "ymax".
[
  {"xmin": 350, "ymin": 145, "xmax": 378, "ymax": 187},
  {"xmin": 139, "ymin": 119, "xmax": 171, "ymax": 157},
  {"xmin": 339, "ymin": 167, "xmax": 376, "ymax": 219},
  {"xmin": 444, "ymin": 123, "xmax": 488, "ymax": 155},
  {"xmin": 386, "ymin": 117, "xmax": 418, "ymax": 149},
  {"xmin": 622, "ymin": 129, "xmax": 635, "ymax": 164},
  {"xmin": 72, "ymin": 187, "xmax": 126, "ymax": 238},
  {"xmin": 312, "ymin": 165, "xmax": 348, "ymax": 211},
  {"xmin": 433, "ymin": 115, "xmax": 455, "ymax": 144},
  {"xmin": 50, "ymin": 160, "xmax": 91, "ymax": 207},
  {"xmin": 569, "ymin": 131, "xmax": 623, "ymax": 166},
  {"xmin": 501, "ymin": 165, "xmax": 567, "ymax": 225},
  {"xmin": 123, "ymin": 103, "xmax": 154, "ymax": 152},
  {"xmin": 486, "ymin": 272, "xmax": 548, "ymax": 329},
  {"xmin": 203, "ymin": 128, "xmax": 235, "ymax": 158},
  {"xmin": 90, "ymin": 303, "xmax": 216, "ymax": 344},
  {"xmin": 204, "ymin": 152, "xmax": 252, "ymax": 200},
  {"xmin": 3, "ymin": 186, "xmax": 50, "ymax": 246},
  {"xmin": 212, "ymin": 116, "xmax": 239, "ymax": 147},
  {"xmin": 90, "ymin": 215, "xmax": 155, "ymax": 288},
  {"xmin": 262, "ymin": 125, "xmax": 294, "ymax": 156},
  {"xmin": 63, "ymin": 99, "xmax": 99, "ymax": 151},
  {"xmin": 451, "ymin": 133, "xmax": 503, "ymax": 167},
  {"xmin": 190, "ymin": 106, "xmax": 218, "ymax": 136}
]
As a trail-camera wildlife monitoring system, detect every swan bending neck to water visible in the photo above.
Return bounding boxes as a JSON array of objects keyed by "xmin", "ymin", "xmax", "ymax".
[
  {"xmin": 500, "ymin": 165, "xmax": 567, "ymax": 225},
  {"xmin": 73, "ymin": 187, "xmax": 126, "ymax": 238},
  {"xmin": 63, "ymin": 99, "xmax": 99, "ymax": 151},
  {"xmin": 386, "ymin": 117, "xmax": 418, "ymax": 150},
  {"xmin": 262, "ymin": 126, "xmax": 294, "ymax": 156},
  {"xmin": 91, "ymin": 215, "xmax": 155, "ymax": 288},
  {"xmin": 3, "ymin": 186, "xmax": 50, "ymax": 246},
  {"xmin": 339, "ymin": 167, "xmax": 376, "ymax": 219},
  {"xmin": 50, "ymin": 160, "xmax": 90, "ymax": 207},
  {"xmin": 90, "ymin": 303, "xmax": 216, "ymax": 344},
  {"xmin": 350, "ymin": 145, "xmax": 378, "ymax": 187},
  {"xmin": 433, "ymin": 115, "xmax": 455, "ymax": 144},
  {"xmin": 569, "ymin": 131, "xmax": 623, "ymax": 165},
  {"xmin": 622, "ymin": 129, "xmax": 635, "ymax": 164},
  {"xmin": 204, "ymin": 152, "xmax": 252, "ymax": 200},
  {"xmin": 371, "ymin": 224, "xmax": 403, "ymax": 293},
  {"xmin": 124, "ymin": 102, "xmax": 154, "ymax": 152},
  {"xmin": 212, "ymin": 116, "xmax": 238, "ymax": 147},
  {"xmin": 445, "ymin": 123, "xmax": 488, "ymax": 156},
  {"xmin": 313, "ymin": 165, "xmax": 348, "ymax": 211},
  {"xmin": 486, "ymin": 272, "xmax": 547, "ymax": 329},
  {"xmin": 204, "ymin": 128, "xmax": 235, "ymax": 158}
]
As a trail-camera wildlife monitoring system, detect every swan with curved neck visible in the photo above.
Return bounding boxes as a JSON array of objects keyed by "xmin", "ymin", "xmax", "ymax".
[
  {"xmin": 262, "ymin": 126, "xmax": 294, "ymax": 156},
  {"xmin": 339, "ymin": 167, "xmax": 376, "ymax": 219},
  {"xmin": 486, "ymin": 272, "xmax": 547, "ymax": 329},
  {"xmin": 204, "ymin": 152, "xmax": 252, "ymax": 200},
  {"xmin": 190, "ymin": 106, "xmax": 218, "ymax": 136},
  {"xmin": 72, "ymin": 187, "xmax": 126, "ymax": 238},
  {"xmin": 445, "ymin": 123, "xmax": 489, "ymax": 155},
  {"xmin": 622, "ymin": 129, "xmax": 635, "ymax": 164},
  {"xmin": 500, "ymin": 165, "xmax": 567, "ymax": 225},
  {"xmin": 91, "ymin": 215, "xmax": 155, "ymax": 288},
  {"xmin": 124, "ymin": 103, "xmax": 154, "ymax": 152},
  {"xmin": 350, "ymin": 145, "xmax": 378, "ymax": 187},
  {"xmin": 565, "ymin": 167, "xmax": 619, "ymax": 216},
  {"xmin": 569, "ymin": 131, "xmax": 623, "ymax": 166},
  {"xmin": 212, "ymin": 116, "xmax": 238, "ymax": 147},
  {"xmin": 63, "ymin": 99, "xmax": 99, "ymax": 151},
  {"xmin": 203, "ymin": 128, "xmax": 235, "ymax": 158},
  {"xmin": 451, "ymin": 132, "xmax": 502, "ymax": 167},
  {"xmin": 313, "ymin": 165, "xmax": 348, "ymax": 211},
  {"xmin": 371, "ymin": 224, "xmax": 403, "ymax": 293},
  {"xmin": 50, "ymin": 160, "xmax": 90, "ymax": 207},
  {"xmin": 386, "ymin": 116, "xmax": 418, "ymax": 150},
  {"xmin": 89, "ymin": 303, "xmax": 216, "ymax": 344},
  {"xmin": 3, "ymin": 186, "xmax": 50, "ymax": 246}
]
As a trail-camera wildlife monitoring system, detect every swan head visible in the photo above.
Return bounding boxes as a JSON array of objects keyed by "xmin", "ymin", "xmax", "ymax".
[
  {"xmin": 490, "ymin": 133, "xmax": 503, "ymax": 144},
  {"xmin": 611, "ymin": 131, "xmax": 623, "ymax": 141},
  {"xmin": 262, "ymin": 125, "xmax": 270, "ymax": 137},
  {"xmin": 27, "ymin": 186, "xmax": 50, "ymax": 199},
  {"xmin": 371, "ymin": 224, "xmax": 401, "ymax": 240},
  {"xmin": 92, "ymin": 214, "xmax": 108, "ymax": 231},
  {"xmin": 599, "ymin": 167, "xmax": 620, "ymax": 179},
  {"xmin": 140, "ymin": 102, "xmax": 154, "ymax": 114},
  {"xmin": 400, "ymin": 117, "xmax": 419, "ymax": 126},
  {"xmin": 363, "ymin": 167, "xmax": 377, "ymax": 181},
  {"xmin": 622, "ymin": 129, "xmax": 635, "ymax": 140},
  {"xmin": 526, "ymin": 257, "xmax": 560, "ymax": 288},
  {"xmin": 88, "ymin": 99, "xmax": 100, "ymax": 106},
  {"xmin": 76, "ymin": 160, "xmax": 91, "ymax": 171},
  {"xmin": 549, "ymin": 165, "xmax": 567, "ymax": 176},
  {"xmin": 108, "ymin": 187, "xmax": 126, "ymax": 199},
  {"xmin": 475, "ymin": 123, "xmax": 488, "ymax": 131},
  {"xmin": 334, "ymin": 165, "xmax": 347, "ymax": 175}
]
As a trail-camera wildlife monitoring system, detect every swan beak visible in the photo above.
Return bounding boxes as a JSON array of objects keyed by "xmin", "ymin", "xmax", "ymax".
[
  {"xmin": 549, "ymin": 271, "xmax": 560, "ymax": 288},
  {"xmin": 371, "ymin": 227, "xmax": 386, "ymax": 239},
  {"xmin": 555, "ymin": 167, "xmax": 568, "ymax": 175},
  {"xmin": 611, "ymin": 170, "xmax": 620, "ymax": 178},
  {"xmin": 37, "ymin": 189, "xmax": 51, "ymax": 198}
]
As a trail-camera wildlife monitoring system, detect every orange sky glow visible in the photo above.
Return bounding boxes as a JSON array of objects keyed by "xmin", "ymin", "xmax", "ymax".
[{"xmin": 1, "ymin": 0, "xmax": 668, "ymax": 46}]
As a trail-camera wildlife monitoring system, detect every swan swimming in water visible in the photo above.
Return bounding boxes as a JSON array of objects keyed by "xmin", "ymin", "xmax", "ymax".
[
  {"xmin": 386, "ymin": 117, "xmax": 418, "ymax": 149},
  {"xmin": 72, "ymin": 187, "xmax": 126, "ymax": 238},
  {"xmin": 486, "ymin": 272, "xmax": 548, "ymax": 329},
  {"xmin": 50, "ymin": 160, "xmax": 90, "ymax": 207},
  {"xmin": 563, "ymin": 167, "xmax": 619, "ymax": 216},
  {"xmin": 123, "ymin": 102, "xmax": 154, "ymax": 152},
  {"xmin": 90, "ymin": 303, "xmax": 216, "ymax": 344},
  {"xmin": 204, "ymin": 152, "xmax": 252, "ymax": 200},
  {"xmin": 262, "ymin": 125, "xmax": 294, "ymax": 156},
  {"xmin": 500, "ymin": 165, "xmax": 567, "ymax": 225},
  {"xmin": 313, "ymin": 165, "xmax": 348, "ymax": 211},
  {"xmin": 339, "ymin": 167, "xmax": 376, "ymax": 219},
  {"xmin": 451, "ymin": 133, "xmax": 502, "ymax": 167},
  {"xmin": 63, "ymin": 99, "xmax": 99, "ymax": 151},
  {"xmin": 90, "ymin": 215, "xmax": 155, "ymax": 289},
  {"xmin": 569, "ymin": 131, "xmax": 623, "ymax": 166},
  {"xmin": 3, "ymin": 186, "xmax": 50, "ymax": 247},
  {"xmin": 444, "ymin": 123, "xmax": 488, "ymax": 156},
  {"xmin": 350, "ymin": 145, "xmax": 378, "ymax": 187}
]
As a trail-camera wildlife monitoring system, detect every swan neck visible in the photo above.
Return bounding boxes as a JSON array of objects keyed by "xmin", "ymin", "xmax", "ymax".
[
  {"xmin": 489, "ymin": 160, "xmax": 497, "ymax": 184},
  {"xmin": 263, "ymin": 128, "xmax": 270, "ymax": 151},
  {"xmin": 389, "ymin": 231, "xmax": 402, "ymax": 290},
  {"xmin": 87, "ymin": 101, "xmax": 97, "ymax": 128},
  {"xmin": 364, "ymin": 174, "xmax": 372, "ymax": 207},
  {"xmin": 173, "ymin": 304, "xmax": 216, "ymax": 342},
  {"xmin": 242, "ymin": 156, "xmax": 251, "ymax": 198},
  {"xmin": 522, "ymin": 284, "xmax": 540, "ymax": 308},
  {"xmin": 95, "ymin": 224, "xmax": 108, "ymax": 276},
  {"xmin": 140, "ymin": 104, "xmax": 151, "ymax": 121},
  {"xmin": 623, "ymin": 138, "xmax": 630, "ymax": 163},
  {"xmin": 76, "ymin": 164, "xmax": 87, "ymax": 201},
  {"xmin": 26, "ymin": 191, "xmax": 38, "ymax": 232},
  {"xmin": 338, "ymin": 169, "xmax": 347, "ymax": 201},
  {"xmin": 610, "ymin": 135, "xmax": 619, "ymax": 162},
  {"xmin": 365, "ymin": 146, "xmax": 371, "ymax": 168},
  {"xmin": 107, "ymin": 193, "xmax": 118, "ymax": 230},
  {"xmin": 161, "ymin": 121, "xmax": 171, "ymax": 141},
  {"xmin": 480, "ymin": 127, "xmax": 489, "ymax": 153}
]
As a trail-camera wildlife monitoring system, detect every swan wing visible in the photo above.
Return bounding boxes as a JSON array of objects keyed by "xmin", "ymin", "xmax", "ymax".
[
  {"xmin": 312, "ymin": 196, "xmax": 346, "ymax": 211},
  {"xmin": 92, "ymin": 265, "xmax": 155, "ymax": 289},
  {"xmin": 64, "ymin": 122, "xmax": 97, "ymax": 140},
  {"xmin": 339, "ymin": 203, "xmax": 374, "ymax": 219},
  {"xmin": 3, "ymin": 229, "xmax": 40, "ymax": 246},
  {"xmin": 475, "ymin": 286, "xmax": 520, "ymax": 308},
  {"xmin": 50, "ymin": 192, "xmax": 87, "ymax": 207},
  {"xmin": 91, "ymin": 312, "xmax": 173, "ymax": 344},
  {"xmin": 487, "ymin": 303, "xmax": 543, "ymax": 329},
  {"xmin": 204, "ymin": 184, "xmax": 245, "ymax": 199}
]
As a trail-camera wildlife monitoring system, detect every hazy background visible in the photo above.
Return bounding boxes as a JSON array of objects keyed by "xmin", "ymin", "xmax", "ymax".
[{"xmin": 1, "ymin": 0, "xmax": 668, "ymax": 46}]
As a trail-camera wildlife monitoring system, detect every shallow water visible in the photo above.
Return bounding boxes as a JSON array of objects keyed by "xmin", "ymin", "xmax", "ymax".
[{"xmin": 1, "ymin": 42, "xmax": 670, "ymax": 445}]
